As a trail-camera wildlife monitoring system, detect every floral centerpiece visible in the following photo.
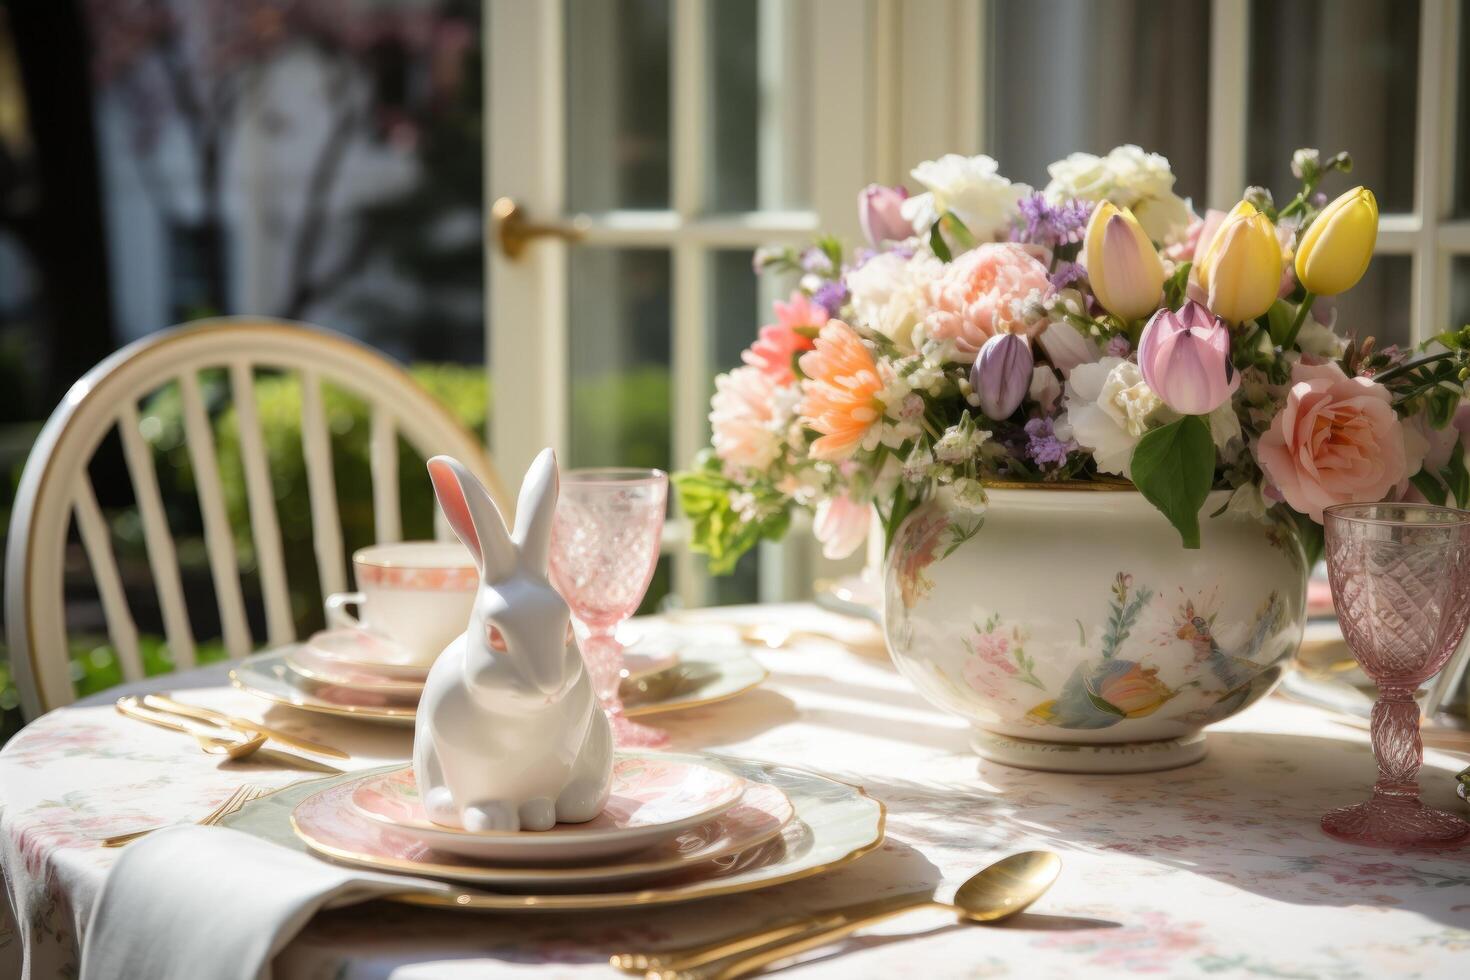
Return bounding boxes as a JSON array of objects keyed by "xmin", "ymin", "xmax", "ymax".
[
  {"xmin": 676, "ymin": 145, "xmax": 1470, "ymax": 571},
  {"xmin": 675, "ymin": 145, "xmax": 1470, "ymax": 772}
]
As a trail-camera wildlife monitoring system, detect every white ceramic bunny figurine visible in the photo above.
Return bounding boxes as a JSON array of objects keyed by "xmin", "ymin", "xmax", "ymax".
[{"xmin": 413, "ymin": 449, "xmax": 612, "ymax": 832}]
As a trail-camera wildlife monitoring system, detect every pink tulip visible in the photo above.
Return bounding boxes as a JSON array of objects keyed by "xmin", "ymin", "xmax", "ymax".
[
  {"xmin": 858, "ymin": 184, "xmax": 912, "ymax": 246},
  {"xmin": 1137, "ymin": 301, "xmax": 1239, "ymax": 416},
  {"xmin": 971, "ymin": 332, "xmax": 1033, "ymax": 420}
]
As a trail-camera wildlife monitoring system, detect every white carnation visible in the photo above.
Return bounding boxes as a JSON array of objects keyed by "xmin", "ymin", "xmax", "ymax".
[
  {"xmin": 1058, "ymin": 357, "xmax": 1171, "ymax": 478},
  {"xmin": 846, "ymin": 251, "xmax": 942, "ymax": 352}
]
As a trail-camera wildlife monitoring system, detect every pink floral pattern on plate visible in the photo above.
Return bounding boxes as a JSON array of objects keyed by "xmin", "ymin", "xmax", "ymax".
[
  {"xmin": 297, "ymin": 770, "xmax": 791, "ymax": 885},
  {"xmin": 354, "ymin": 758, "xmax": 746, "ymax": 846}
]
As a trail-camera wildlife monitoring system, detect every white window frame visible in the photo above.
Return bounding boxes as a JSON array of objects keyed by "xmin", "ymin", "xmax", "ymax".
[
  {"xmin": 486, "ymin": 0, "xmax": 873, "ymax": 608},
  {"xmin": 484, "ymin": 0, "xmax": 1467, "ymax": 608}
]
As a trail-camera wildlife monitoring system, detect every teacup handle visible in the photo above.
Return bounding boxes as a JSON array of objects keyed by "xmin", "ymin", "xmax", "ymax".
[{"xmin": 324, "ymin": 592, "xmax": 367, "ymax": 631}]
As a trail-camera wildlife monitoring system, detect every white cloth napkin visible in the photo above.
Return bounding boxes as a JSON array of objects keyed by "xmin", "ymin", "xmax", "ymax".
[{"xmin": 79, "ymin": 826, "xmax": 453, "ymax": 980}]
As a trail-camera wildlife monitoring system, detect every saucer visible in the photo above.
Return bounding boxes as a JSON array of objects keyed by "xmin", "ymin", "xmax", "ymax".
[
  {"xmin": 292, "ymin": 762, "xmax": 795, "ymax": 886},
  {"xmin": 225, "ymin": 758, "xmax": 884, "ymax": 910},
  {"xmin": 349, "ymin": 755, "xmax": 746, "ymax": 862},
  {"xmin": 230, "ymin": 648, "xmax": 417, "ymax": 725},
  {"xmin": 303, "ymin": 630, "xmax": 433, "ymax": 681},
  {"xmin": 286, "ymin": 647, "xmax": 426, "ymax": 699},
  {"xmin": 621, "ymin": 645, "xmax": 768, "ymax": 718}
]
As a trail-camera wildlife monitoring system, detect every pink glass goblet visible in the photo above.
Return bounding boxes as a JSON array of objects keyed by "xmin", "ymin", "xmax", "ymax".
[
  {"xmin": 1321, "ymin": 502, "xmax": 1470, "ymax": 848},
  {"xmin": 548, "ymin": 467, "xmax": 669, "ymax": 748}
]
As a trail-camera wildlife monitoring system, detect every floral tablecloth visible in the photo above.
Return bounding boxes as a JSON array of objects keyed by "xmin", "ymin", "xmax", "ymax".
[{"xmin": 3, "ymin": 604, "xmax": 1469, "ymax": 979}]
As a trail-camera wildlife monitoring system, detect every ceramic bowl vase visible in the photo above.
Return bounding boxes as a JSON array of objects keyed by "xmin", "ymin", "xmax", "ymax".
[{"xmin": 882, "ymin": 486, "xmax": 1308, "ymax": 773}]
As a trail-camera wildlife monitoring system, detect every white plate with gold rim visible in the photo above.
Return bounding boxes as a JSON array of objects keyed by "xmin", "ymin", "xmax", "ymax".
[
  {"xmin": 347, "ymin": 755, "xmax": 748, "ymax": 862},
  {"xmin": 230, "ymin": 648, "xmax": 417, "ymax": 725},
  {"xmin": 303, "ymin": 629, "xmax": 432, "ymax": 681},
  {"xmin": 291, "ymin": 767, "xmax": 795, "ymax": 886},
  {"xmin": 220, "ymin": 757, "xmax": 883, "ymax": 909}
]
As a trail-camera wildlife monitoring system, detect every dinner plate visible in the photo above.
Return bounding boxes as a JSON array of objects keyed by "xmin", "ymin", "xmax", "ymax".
[
  {"xmin": 302, "ymin": 630, "xmax": 432, "ymax": 682},
  {"xmin": 220, "ymin": 757, "xmax": 883, "ymax": 909},
  {"xmin": 348, "ymin": 755, "xmax": 747, "ymax": 862},
  {"xmin": 235, "ymin": 643, "xmax": 767, "ymax": 726},
  {"xmin": 291, "ymin": 766, "xmax": 795, "ymax": 887},
  {"xmin": 230, "ymin": 648, "xmax": 417, "ymax": 725}
]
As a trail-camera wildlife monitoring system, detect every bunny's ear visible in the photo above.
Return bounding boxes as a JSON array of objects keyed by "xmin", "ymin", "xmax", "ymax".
[
  {"xmin": 427, "ymin": 456, "xmax": 516, "ymax": 581},
  {"xmin": 511, "ymin": 447, "xmax": 558, "ymax": 572}
]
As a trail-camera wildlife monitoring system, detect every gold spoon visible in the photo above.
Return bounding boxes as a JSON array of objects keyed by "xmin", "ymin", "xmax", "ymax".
[
  {"xmin": 617, "ymin": 850, "xmax": 1061, "ymax": 978},
  {"xmin": 115, "ymin": 698, "xmax": 341, "ymax": 771}
]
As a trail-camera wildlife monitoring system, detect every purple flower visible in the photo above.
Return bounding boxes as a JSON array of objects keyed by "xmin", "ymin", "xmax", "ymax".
[
  {"xmin": 1049, "ymin": 261, "xmax": 1085, "ymax": 290},
  {"xmin": 1012, "ymin": 193, "xmax": 1094, "ymax": 249},
  {"xmin": 813, "ymin": 280, "xmax": 848, "ymax": 317},
  {"xmin": 1104, "ymin": 334, "xmax": 1132, "ymax": 358},
  {"xmin": 971, "ymin": 333, "xmax": 1033, "ymax": 420},
  {"xmin": 1024, "ymin": 417, "xmax": 1075, "ymax": 468}
]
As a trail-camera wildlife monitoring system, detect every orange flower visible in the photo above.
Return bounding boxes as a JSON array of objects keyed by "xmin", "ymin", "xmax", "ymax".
[{"xmin": 798, "ymin": 321, "xmax": 886, "ymax": 461}]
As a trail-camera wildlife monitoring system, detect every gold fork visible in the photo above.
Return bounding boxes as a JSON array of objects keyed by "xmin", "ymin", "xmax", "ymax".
[{"xmin": 99, "ymin": 783, "xmax": 272, "ymax": 848}]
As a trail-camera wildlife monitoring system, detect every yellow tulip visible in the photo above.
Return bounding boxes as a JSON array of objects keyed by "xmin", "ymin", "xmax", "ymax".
[
  {"xmin": 1295, "ymin": 186, "xmax": 1378, "ymax": 296},
  {"xmin": 1200, "ymin": 200, "xmax": 1282, "ymax": 324},
  {"xmin": 1083, "ymin": 201, "xmax": 1165, "ymax": 322}
]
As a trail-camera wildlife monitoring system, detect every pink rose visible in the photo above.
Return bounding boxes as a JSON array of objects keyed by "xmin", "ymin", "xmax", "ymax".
[
  {"xmin": 922, "ymin": 243, "xmax": 1051, "ymax": 363},
  {"xmin": 1256, "ymin": 360, "xmax": 1409, "ymax": 521}
]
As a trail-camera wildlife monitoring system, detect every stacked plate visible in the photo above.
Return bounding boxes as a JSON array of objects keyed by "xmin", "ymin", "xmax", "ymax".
[
  {"xmin": 229, "ymin": 629, "xmax": 767, "ymax": 725},
  {"xmin": 239, "ymin": 752, "xmax": 885, "ymax": 909}
]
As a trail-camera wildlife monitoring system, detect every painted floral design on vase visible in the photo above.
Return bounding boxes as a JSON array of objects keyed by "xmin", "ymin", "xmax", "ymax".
[{"xmin": 883, "ymin": 487, "xmax": 1307, "ymax": 773}]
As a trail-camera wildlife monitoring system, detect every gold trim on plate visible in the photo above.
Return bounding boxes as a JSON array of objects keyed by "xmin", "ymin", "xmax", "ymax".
[
  {"xmin": 229, "ymin": 667, "xmax": 416, "ymax": 721},
  {"xmin": 388, "ymin": 790, "xmax": 886, "ymax": 911},
  {"xmin": 288, "ymin": 780, "xmax": 797, "ymax": 884},
  {"xmin": 622, "ymin": 668, "xmax": 770, "ymax": 719}
]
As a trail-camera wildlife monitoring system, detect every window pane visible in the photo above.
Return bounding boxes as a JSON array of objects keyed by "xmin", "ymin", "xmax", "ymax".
[
  {"xmin": 1452, "ymin": 258, "xmax": 1470, "ymax": 329},
  {"xmin": 566, "ymin": 0, "xmax": 670, "ymax": 211},
  {"xmin": 987, "ymin": 0, "xmax": 1210, "ymax": 193},
  {"xmin": 1247, "ymin": 0, "xmax": 1418, "ymax": 214},
  {"xmin": 1455, "ymin": 15, "xmax": 1470, "ymax": 216},
  {"xmin": 707, "ymin": 249, "xmax": 765, "ymax": 605},
  {"xmin": 707, "ymin": 0, "xmax": 811, "ymax": 212},
  {"xmin": 1332, "ymin": 255, "xmax": 1412, "ymax": 350},
  {"xmin": 567, "ymin": 248, "xmax": 671, "ymax": 471}
]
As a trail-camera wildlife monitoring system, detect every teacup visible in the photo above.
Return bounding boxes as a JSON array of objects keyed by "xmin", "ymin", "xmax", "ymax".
[{"xmin": 324, "ymin": 541, "xmax": 478, "ymax": 666}]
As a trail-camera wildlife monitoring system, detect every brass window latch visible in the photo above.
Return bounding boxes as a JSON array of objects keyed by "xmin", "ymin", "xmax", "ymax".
[{"xmin": 491, "ymin": 197, "xmax": 588, "ymax": 259}]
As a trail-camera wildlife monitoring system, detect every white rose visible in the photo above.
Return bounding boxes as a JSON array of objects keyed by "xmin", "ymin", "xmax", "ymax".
[
  {"xmin": 1046, "ymin": 144, "xmax": 1195, "ymax": 244},
  {"xmin": 1044, "ymin": 151, "xmax": 1113, "ymax": 202},
  {"xmin": 1058, "ymin": 357, "xmax": 1170, "ymax": 478},
  {"xmin": 905, "ymin": 153, "xmax": 1031, "ymax": 241},
  {"xmin": 846, "ymin": 251, "xmax": 941, "ymax": 352}
]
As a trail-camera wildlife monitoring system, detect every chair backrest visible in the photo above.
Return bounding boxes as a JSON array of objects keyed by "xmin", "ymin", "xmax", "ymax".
[{"xmin": 4, "ymin": 317, "xmax": 508, "ymax": 718}]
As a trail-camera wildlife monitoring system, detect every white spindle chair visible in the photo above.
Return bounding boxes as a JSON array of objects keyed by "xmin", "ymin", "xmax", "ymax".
[{"xmin": 4, "ymin": 318, "xmax": 508, "ymax": 719}]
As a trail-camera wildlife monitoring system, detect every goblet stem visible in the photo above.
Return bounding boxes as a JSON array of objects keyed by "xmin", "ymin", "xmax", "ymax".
[
  {"xmin": 579, "ymin": 627, "xmax": 670, "ymax": 748},
  {"xmin": 1368, "ymin": 685, "xmax": 1423, "ymax": 807},
  {"xmin": 580, "ymin": 628, "xmax": 626, "ymax": 713}
]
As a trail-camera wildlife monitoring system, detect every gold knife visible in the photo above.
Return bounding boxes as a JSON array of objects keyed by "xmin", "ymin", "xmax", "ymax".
[{"xmin": 142, "ymin": 694, "xmax": 350, "ymax": 759}]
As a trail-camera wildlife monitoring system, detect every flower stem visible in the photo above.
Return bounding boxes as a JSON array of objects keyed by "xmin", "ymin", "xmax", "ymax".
[
  {"xmin": 1279, "ymin": 292, "xmax": 1315, "ymax": 350},
  {"xmin": 1372, "ymin": 350, "xmax": 1458, "ymax": 386}
]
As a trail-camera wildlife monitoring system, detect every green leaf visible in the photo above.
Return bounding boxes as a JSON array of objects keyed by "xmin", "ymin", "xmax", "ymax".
[
  {"xmin": 1129, "ymin": 415, "xmax": 1216, "ymax": 549},
  {"xmin": 928, "ymin": 221, "xmax": 951, "ymax": 262},
  {"xmin": 1410, "ymin": 469, "xmax": 1449, "ymax": 506},
  {"xmin": 1443, "ymin": 448, "xmax": 1470, "ymax": 507},
  {"xmin": 939, "ymin": 211, "xmax": 978, "ymax": 253},
  {"xmin": 1287, "ymin": 507, "xmax": 1325, "ymax": 568},
  {"xmin": 1163, "ymin": 261, "xmax": 1192, "ymax": 309}
]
